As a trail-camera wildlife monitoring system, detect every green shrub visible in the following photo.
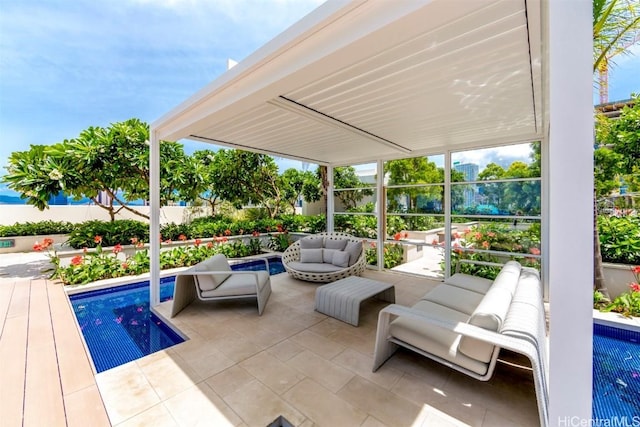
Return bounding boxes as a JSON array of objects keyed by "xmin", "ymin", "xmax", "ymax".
[
  {"xmin": 66, "ymin": 220, "xmax": 149, "ymax": 249},
  {"xmin": 335, "ymin": 214, "xmax": 377, "ymax": 239},
  {"xmin": 365, "ymin": 241, "xmax": 404, "ymax": 269},
  {"xmin": 45, "ymin": 238, "xmax": 265, "ymax": 285},
  {"xmin": 448, "ymin": 222, "xmax": 541, "ymax": 279},
  {"xmin": 598, "ymin": 215, "xmax": 640, "ymax": 265},
  {"xmin": 0, "ymin": 220, "xmax": 75, "ymax": 237},
  {"xmin": 160, "ymin": 223, "xmax": 193, "ymax": 241},
  {"xmin": 266, "ymin": 232, "xmax": 293, "ymax": 252}
]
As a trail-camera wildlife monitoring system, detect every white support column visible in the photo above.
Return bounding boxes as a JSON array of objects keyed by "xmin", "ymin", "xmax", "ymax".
[
  {"xmin": 327, "ymin": 165, "xmax": 334, "ymax": 233},
  {"xmin": 377, "ymin": 159, "xmax": 385, "ymax": 270},
  {"xmin": 444, "ymin": 151, "xmax": 452, "ymax": 278},
  {"xmin": 548, "ymin": 0, "xmax": 593, "ymax": 423},
  {"xmin": 149, "ymin": 129, "xmax": 161, "ymax": 307}
]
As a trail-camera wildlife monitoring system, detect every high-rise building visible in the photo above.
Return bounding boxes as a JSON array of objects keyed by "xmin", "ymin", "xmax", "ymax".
[{"xmin": 453, "ymin": 162, "xmax": 479, "ymax": 208}]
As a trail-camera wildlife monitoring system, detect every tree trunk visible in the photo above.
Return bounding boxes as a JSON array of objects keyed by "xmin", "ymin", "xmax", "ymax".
[
  {"xmin": 594, "ymin": 190, "xmax": 610, "ymax": 300},
  {"xmin": 319, "ymin": 166, "xmax": 329, "ymax": 208}
]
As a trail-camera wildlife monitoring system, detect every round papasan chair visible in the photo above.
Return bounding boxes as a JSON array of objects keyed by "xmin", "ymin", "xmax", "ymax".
[{"xmin": 281, "ymin": 232, "xmax": 366, "ymax": 283}]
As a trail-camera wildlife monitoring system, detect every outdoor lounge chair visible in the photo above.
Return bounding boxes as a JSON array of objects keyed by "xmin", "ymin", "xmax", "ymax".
[
  {"xmin": 170, "ymin": 254, "xmax": 272, "ymax": 317},
  {"xmin": 281, "ymin": 232, "xmax": 366, "ymax": 283}
]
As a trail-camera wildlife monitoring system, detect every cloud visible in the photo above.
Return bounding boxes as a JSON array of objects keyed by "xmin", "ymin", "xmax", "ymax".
[
  {"xmin": 0, "ymin": 0, "xmax": 323, "ymax": 155},
  {"xmin": 451, "ymin": 143, "xmax": 534, "ymax": 170}
]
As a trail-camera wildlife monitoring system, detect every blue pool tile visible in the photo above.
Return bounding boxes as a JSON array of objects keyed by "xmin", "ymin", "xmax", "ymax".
[{"xmin": 592, "ymin": 323, "xmax": 640, "ymax": 418}]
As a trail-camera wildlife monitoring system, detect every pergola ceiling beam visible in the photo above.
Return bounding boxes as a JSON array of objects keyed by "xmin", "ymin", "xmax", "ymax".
[{"xmin": 267, "ymin": 96, "xmax": 412, "ymax": 154}]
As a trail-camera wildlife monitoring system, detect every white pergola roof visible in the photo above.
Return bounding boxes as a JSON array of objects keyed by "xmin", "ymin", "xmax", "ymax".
[
  {"xmin": 153, "ymin": 0, "xmax": 543, "ymax": 165},
  {"xmin": 151, "ymin": 0, "xmax": 595, "ymax": 423}
]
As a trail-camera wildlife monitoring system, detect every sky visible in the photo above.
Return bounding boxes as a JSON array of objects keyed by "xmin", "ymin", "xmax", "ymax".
[{"xmin": 1, "ymin": 0, "xmax": 639, "ymax": 177}]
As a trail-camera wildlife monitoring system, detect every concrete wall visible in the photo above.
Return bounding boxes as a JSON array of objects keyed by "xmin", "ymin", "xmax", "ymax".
[{"xmin": 0, "ymin": 205, "xmax": 203, "ymax": 226}]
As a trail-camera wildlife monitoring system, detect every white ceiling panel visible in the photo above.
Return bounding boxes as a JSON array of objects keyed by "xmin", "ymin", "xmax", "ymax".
[{"xmin": 154, "ymin": 0, "xmax": 543, "ymax": 166}]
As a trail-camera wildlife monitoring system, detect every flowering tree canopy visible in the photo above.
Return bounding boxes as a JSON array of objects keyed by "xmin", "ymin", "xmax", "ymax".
[{"xmin": 2, "ymin": 118, "xmax": 201, "ymax": 220}]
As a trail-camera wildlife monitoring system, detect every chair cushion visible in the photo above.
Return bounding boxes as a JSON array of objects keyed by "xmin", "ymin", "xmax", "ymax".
[
  {"xmin": 323, "ymin": 248, "xmax": 338, "ymax": 263},
  {"xmin": 300, "ymin": 248, "xmax": 323, "ymax": 263},
  {"xmin": 421, "ymin": 284, "xmax": 484, "ymax": 316},
  {"xmin": 389, "ymin": 300, "xmax": 489, "ymax": 376},
  {"xmin": 194, "ymin": 254, "xmax": 232, "ymax": 291},
  {"xmin": 344, "ymin": 241, "xmax": 362, "ymax": 266},
  {"xmin": 299, "ymin": 237, "xmax": 324, "ymax": 249},
  {"xmin": 324, "ymin": 238, "xmax": 348, "ymax": 251},
  {"xmin": 200, "ymin": 271, "xmax": 269, "ymax": 298},
  {"xmin": 332, "ymin": 251, "xmax": 350, "ymax": 268},
  {"xmin": 287, "ymin": 261, "xmax": 344, "ymax": 273}
]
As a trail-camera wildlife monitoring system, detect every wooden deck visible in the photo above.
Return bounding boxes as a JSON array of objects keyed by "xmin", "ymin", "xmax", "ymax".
[{"xmin": 0, "ymin": 278, "xmax": 110, "ymax": 427}]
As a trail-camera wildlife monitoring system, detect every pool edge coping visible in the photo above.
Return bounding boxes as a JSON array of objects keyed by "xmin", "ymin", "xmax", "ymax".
[{"xmin": 593, "ymin": 309, "xmax": 640, "ymax": 333}]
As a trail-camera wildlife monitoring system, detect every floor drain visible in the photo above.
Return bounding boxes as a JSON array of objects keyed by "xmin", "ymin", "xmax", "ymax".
[{"xmin": 267, "ymin": 415, "xmax": 295, "ymax": 427}]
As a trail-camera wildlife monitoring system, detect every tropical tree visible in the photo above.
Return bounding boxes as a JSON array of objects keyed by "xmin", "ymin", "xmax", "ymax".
[
  {"xmin": 592, "ymin": 0, "xmax": 640, "ymax": 296},
  {"xmin": 211, "ymin": 149, "xmax": 284, "ymax": 218},
  {"xmin": 593, "ymin": 0, "xmax": 640, "ymax": 103},
  {"xmin": 474, "ymin": 143, "xmax": 541, "ymax": 215},
  {"xmin": 331, "ymin": 166, "xmax": 374, "ymax": 210},
  {"xmin": 595, "ymin": 95, "xmax": 640, "ymax": 197},
  {"xmin": 280, "ymin": 168, "xmax": 321, "ymax": 214},
  {"xmin": 191, "ymin": 149, "xmax": 223, "ymax": 214},
  {"xmin": 477, "ymin": 163, "xmax": 506, "ymax": 208},
  {"xmin": 385, "ymin": 157, "xmax": 442, "ymax": 212},
  {"xmin": 2, "ymin": 118, "xmax": 199, "ymax": 221}
]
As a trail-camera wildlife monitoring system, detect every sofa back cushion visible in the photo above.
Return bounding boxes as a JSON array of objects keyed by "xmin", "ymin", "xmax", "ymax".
[
  {"xmin": 323, "ymin": 248, "xmax": 338, "ymax": 263},
  {"xmin": 300, "ymin": 248, "xmax": 323, "ymax": 263},
  {"xmin": 324, "ymin": 238, "xmax": 348, "ymax": 251},
  {"xmin": 332, "ymin": 251, "xmax": 350, "ymax": 268},
  {"xmin": 344, "ymin": 241, "xmax": 362, "ymax": 266},
  {"xmin": 194, "ymin": 254, "xmax": 232, "ymax": 292},
  {"xmin": 457, "ymin": 261, "xmax": 521, "ymax": 363},
  {"xmin": 300, "ymin": 237, "xmax": 323, "ymax": 249}
]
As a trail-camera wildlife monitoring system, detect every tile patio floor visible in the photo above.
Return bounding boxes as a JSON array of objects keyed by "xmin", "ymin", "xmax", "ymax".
[{"xmin": 1, "ymin": 261, "xmax": 539, "ymax": 426}]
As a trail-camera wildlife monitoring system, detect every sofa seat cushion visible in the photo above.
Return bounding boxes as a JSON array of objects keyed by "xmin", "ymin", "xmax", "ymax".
[
  {"xmin": 287, "ymin": 261, "xmax": 344, "ymax": 273},
  {"xmin": 201, "ymin": 271, "xmax": 269, "ymax": 298},
  {"xmin": 444, "ymin": 273, "xmax": 493, "ymax": 295},
  {"xmin": 389, "ymin": 300, "xmax": 489, "ymax": 376},
  {"xmin": 421, "ymin": 284, "xmax": 484, "ymax": 315}
]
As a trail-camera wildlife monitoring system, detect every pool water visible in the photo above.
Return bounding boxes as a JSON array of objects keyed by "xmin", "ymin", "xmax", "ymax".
[
  {"xmin": 592, "ymin": 323, "xmax": 640, "ymax": 418},
  {"xmin": 71, "ymin": 256, "xmax": 284, "ymax": 373},
  {"xmin": 230, "ymin": 256, "xmax": 286, "ymax": 275},
  {"xmin": 70, "ymin": 277, "xmax": 181, "ymax": 373}
]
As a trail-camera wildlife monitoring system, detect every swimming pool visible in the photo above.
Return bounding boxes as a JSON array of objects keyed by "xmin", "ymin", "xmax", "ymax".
[
  {"xmin": 592, "ymin": 323, "xmax": 640, "ymax": 418},
  {"xmin": 71, "ymin": 256, "xmax": 284, "ymax": 373}
]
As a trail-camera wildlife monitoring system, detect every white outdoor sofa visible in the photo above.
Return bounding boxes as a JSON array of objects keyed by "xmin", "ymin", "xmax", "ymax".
[
  {"xmin": 281, "ymin": 232, "xmax": 366, "ymax": 283},
  {"xmin": 372, "ymin": 260, "xmax": 549, "ymax": 427}
]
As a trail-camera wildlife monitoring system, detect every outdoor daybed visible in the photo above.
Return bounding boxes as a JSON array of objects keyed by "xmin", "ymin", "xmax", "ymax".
[
  {"xmin": 281, "ymin": 232, "xmax": 366, "ymax": 283},
  {"xmin": 372, "ymin": 260, "xmax": 549, "ymax": 427}
]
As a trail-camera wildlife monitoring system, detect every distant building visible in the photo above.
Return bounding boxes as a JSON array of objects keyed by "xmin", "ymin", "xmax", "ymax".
[{"xmin": 453, "ymin": 162, "xmax": 479, "ymax": 207}]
